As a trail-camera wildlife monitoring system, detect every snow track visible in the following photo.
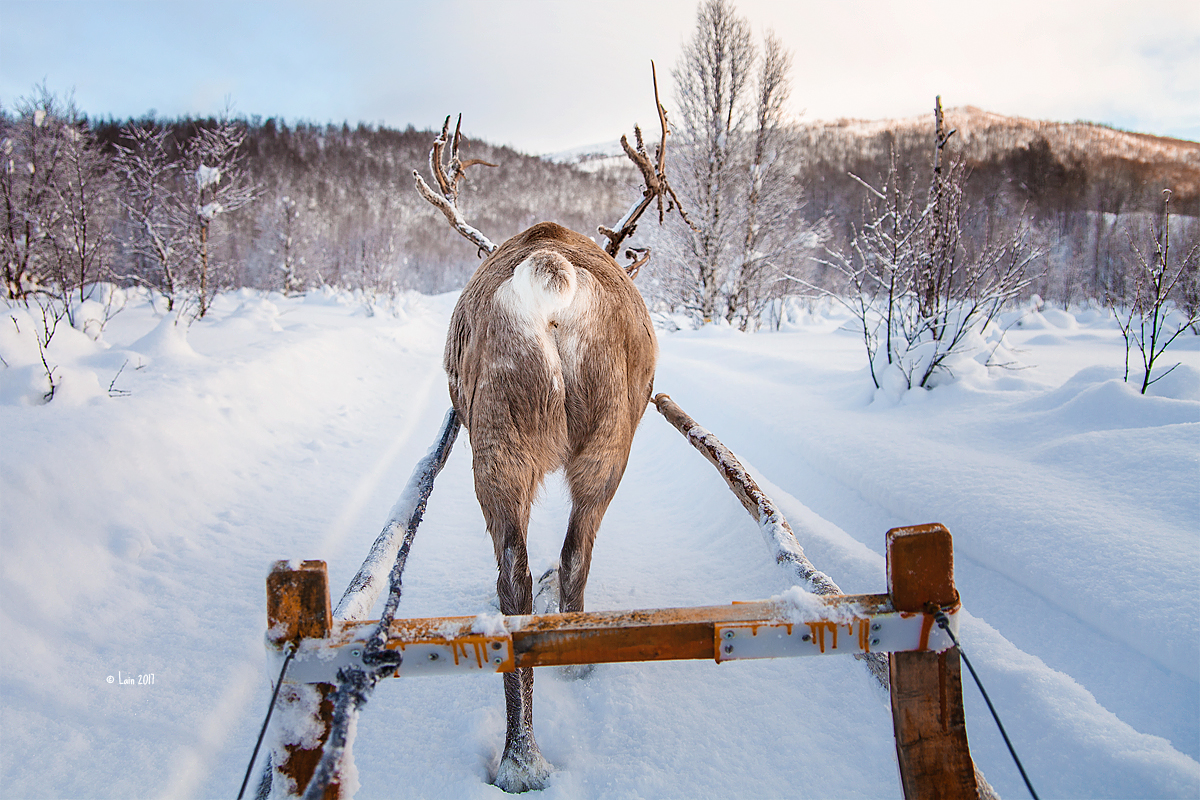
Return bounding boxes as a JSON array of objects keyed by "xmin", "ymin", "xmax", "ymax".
[{"xmin": 1, "ymin": 289, "xmax": 1197, "ymax": 799}]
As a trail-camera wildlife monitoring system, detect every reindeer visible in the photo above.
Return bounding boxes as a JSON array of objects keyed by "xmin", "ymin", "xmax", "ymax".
[{"xmin": 414, "ymin": 69, "xmax": 691, "ymax": 793}]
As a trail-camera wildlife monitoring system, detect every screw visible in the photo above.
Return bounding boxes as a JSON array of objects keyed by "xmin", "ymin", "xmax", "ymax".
[
  {"xmin": 491, "ymin": 641, "xmax": 502, "ymax": 650},
  {"xmin": 350, "ymin": 649, "xmax": 362, "ymax": 658},
  {"xmin": 722, "ymin": 630, "xmax": 735, "ymax": 640},
  {"xmin": 871, "ymin": 624, "xmax": 880, "ymax": 632},
  {"xmin": 428, "ymin": 652, "xmax": 439, "ymax": 661},
  {"xmin": 801, "ymin": 634, "xmax": 811, "ymax": 642},
  {"xmin": 493, "ymin": 656, "xmax": 503, "ymax": 665},
  {"xmin": 722, "ymin": 643, "xmax": 734, "ymax": 655},
  {"xmin": 871, "ymin": 638, "xmax": 880, "ymax": 646}
]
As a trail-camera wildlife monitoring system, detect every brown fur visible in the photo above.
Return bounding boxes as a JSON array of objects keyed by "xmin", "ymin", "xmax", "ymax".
[{"xmin": 444, "ymin": 221, "xmax": 657, "ymax": 791}]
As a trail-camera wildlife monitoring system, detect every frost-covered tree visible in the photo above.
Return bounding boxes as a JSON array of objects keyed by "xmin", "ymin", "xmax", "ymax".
[
  {"xmin": 655, "ymin": 1, "xmax": 814, "ymax": 328},
  {"xmin": 669, "ymin": 0, "xmax": 754, "ymax": 321},
  {"xmin": 811, "ymin": 98, "xmax": 1039, "ymax": 390},
  {"xmin": 179, "ymin": 115, "xmax": 258, "ymax": 317},
  {"xmin": 723, "ymin": 30, "xmax": 807, "ymax": 330},
  {"xmin": 45, "ymin": 97, "xmax": 116, "ymax": 320},
  {"xmin": 113, "ymin": 123, "xmax": 189, "ymax": 309},
  {"xmin": 1, "ymin": 86, "xmax": 67, "ymax": 298},
  {"xmin": 274, "ymin": 195, "xmax": 305, "ymax": 294}
]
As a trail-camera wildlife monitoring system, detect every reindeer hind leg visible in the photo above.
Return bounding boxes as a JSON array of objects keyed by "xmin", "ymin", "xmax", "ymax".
[{"xmin": 480, "ymin": 482, "xmax": 552, "ymax": 792}]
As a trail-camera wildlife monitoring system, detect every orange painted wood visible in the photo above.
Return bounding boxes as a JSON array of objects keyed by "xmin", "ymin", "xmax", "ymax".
[
  {"xmin": 886, "ymin": 524, "xmax": 978, "ymax": 800},
  {"xmin": 267, "ymin": 559, "xmax": 333, "ymax": 644},
  {"xmin": 329, "ymin": 595, "xmax": 894, "ymax": 669},
  {"xmin": 266, "ymin": 560, "xmax": 340, "ymax": 800}
]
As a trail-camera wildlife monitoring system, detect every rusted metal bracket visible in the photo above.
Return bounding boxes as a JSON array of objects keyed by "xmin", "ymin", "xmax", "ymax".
[{"xmin": 715, "ymin": 605, "xmax": 957, "ymax": 663}]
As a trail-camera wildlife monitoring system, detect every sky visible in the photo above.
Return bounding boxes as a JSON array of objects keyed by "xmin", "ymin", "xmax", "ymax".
[{"xmin": 2, "ymin": 0, "xmax": 1198, "ymax": 154}]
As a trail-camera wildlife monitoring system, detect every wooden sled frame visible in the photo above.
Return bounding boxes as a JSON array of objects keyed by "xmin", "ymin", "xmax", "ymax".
[{"xmin": 262, "ymin": 401, "xmax": 983, "ymax": 800}]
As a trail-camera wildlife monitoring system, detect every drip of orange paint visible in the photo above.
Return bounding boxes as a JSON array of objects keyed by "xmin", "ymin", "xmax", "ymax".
[{"xmin": 918, "ymin": 614, "xmax": 935, "ymax": 651}]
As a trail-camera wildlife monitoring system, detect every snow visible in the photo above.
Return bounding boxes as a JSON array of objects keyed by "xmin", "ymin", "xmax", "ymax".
[
  {"xmin": 198, "ymin": 201, "xmax": 224, "ymax": 220},
  {"xmin": 196, "ymin": 164, "xmax": 221, "ymax": 191},
  {"xmin": 1, "ymin": 288, "xmax": 1197, "ymax": 799}
]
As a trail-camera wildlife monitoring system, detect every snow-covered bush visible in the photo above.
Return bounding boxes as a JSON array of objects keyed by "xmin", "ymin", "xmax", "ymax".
[{"xmin": 806, "ymin": 98, "xmax": 1039, "ymax": 391}]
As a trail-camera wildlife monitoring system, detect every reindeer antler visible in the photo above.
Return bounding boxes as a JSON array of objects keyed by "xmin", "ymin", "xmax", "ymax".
[
  {"xmin": 413, "ymin": 115, "xmax": 499, "ymax": 256},
  {"xmin": 599, "ymin": 61, "xmax": 695, "ymax": 276}
]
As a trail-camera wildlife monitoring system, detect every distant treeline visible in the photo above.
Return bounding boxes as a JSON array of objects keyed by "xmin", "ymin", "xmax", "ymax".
[
  {"xmin": 88, "ymin": 115, "xmax": 635, "ymax": 296},
  {"xmin": 5, "ymin": 93, "xmax": 1197, "ymax": 308}
]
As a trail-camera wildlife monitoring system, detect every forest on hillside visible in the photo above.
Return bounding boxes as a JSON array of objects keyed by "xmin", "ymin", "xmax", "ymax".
[
  {"xmin": 3, "ymin": 0, "xmax": 1197, "ymax": 396},
  {"xmin": 3, "ymin": 86, "xmax": 1196, "ymax": 311}
]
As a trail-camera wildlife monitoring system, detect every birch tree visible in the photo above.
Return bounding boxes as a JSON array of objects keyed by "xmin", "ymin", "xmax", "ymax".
[
  {"xmin": 179, "ymin": 116, "xmax": 258, "ymax": 317},
  {"xmin": 45, "ymin": 98, "xmax": 115, "ymax": 321},
  {"xmin": 659, "ymin": 2, "xmax": 814, "ymax": 328},
  {"xmin": 723, "ymin": 30, "xmax": 805, "ymax": 330},
  {"xmin": 1, "ymin": 87, "xmax": 66, "ymax": 298},
  {"xmin": 114, "ymin": 124, "xmax": 189, "ymax": 309},
  {"xmin": 671, "ymin": 0, "xmax": 754, "ymax": 321}
]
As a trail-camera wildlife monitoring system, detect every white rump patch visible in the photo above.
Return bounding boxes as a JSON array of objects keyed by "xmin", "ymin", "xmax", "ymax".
[{"xmin": 502, "ymin": 250, "xmax": 578, "ymax": 323}]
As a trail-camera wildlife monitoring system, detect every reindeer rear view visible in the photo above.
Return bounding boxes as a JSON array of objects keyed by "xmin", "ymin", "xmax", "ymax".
[
  {"xmin": 447, "ymin": 222, "xmax": 653, "ymax": 790},
  {"xmin": 413, "ymin": 68, "xmax": 692, "ymax": 793}
]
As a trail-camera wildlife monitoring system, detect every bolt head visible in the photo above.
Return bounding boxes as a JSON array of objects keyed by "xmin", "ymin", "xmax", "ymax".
[
  {"xmin": 723, "ymin": 629, "xmax": 735, "ymax": 640},
  {"xmin": 491, "ymin": 641, "xmax": 502, "ymax": 650},
  {"xmin": 801, "ymin": 634, "xmax": 811, "ymax": 641},
  {"xmin": 871, "ymin": 638, "xmax": 880, "ymax": 646},
  {"xmin": 350, "ymin": 649, "xmax": 361, "ymax": 658},
  {"xmin": 722, "ymin": 643, "xmax": 734, "ymax": 654},
  {"xmin": 428, "ymin": 652, "xmax": 439, "ymax": 661},
  {"xmin": 871, "ymin": 624, "xmax": 880, "ymax": 632}
]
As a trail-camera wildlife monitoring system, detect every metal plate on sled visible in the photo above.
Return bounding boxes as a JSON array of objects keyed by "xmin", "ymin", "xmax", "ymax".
[
  {"xmin": 392, "ymin": 636, "xmax": 514, "ymax": 676},
  {"xmin": 279, "ymin": 634, "xmax": 514, "ymax": 683},
  {"xmin": 713, "ymin": 608, "xmax": 957, "ymax": 663}
]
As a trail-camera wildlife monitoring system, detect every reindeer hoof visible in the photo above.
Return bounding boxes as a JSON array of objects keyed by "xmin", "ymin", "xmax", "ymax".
[{"xmin": 494, "ymin": 744, "xmax": 552, "ymax": 793}]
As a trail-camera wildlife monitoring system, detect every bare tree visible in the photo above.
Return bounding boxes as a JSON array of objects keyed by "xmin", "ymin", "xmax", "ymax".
[
  {"xmin": 179, "ymin": 114, "xmax": 258, "ymax": 317},
  {"xmin": 807, "ymin": 99, "xmax": 1039, "ymax": 390},
  {"xmin": 814, "ymin": 150, "xmax": 928, "ymax": 388},
  {"xmin": 671, "ymin": 0, "xmax": 755, "ymax": 321},
  {"xmin": 1111, "ymin": 189, "xmax": 1200, "ymax": 393},
  {"xmin": 114, "ymin": 124, "xmax": 188, "ymax": 309},
  {"xmin": 45, "ymin": 97, "xmax": 115, "ymax": 322},
  {"xmin": 1, "ymin": 86, "xmax": 67, "ymax": 299},
  {"xmin": 724, "ymin": 30, "xmax": 806, "ymax": 330},
  {"xmin": 657, "ymin": 3, "xmax": 815, "ymax": 328}
]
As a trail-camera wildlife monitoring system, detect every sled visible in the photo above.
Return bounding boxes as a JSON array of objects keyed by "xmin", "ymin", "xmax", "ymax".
[{"xmin": 255, "ymin": 395, "xmax": 982, "ymax": 800}]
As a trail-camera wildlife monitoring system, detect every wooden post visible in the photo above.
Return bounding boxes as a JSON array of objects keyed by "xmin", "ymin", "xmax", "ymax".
[
  {"xmin": 266, "ymin": 560, "xmax": 340, "ymax": 800},
  {"xmin": 887, "ymin": 524, "xmax": 979, "ymax": 800}
]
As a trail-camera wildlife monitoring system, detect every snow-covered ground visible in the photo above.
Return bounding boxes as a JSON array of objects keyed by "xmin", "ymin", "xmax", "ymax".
[{"xmin": 1, "ymin": 287, "xmax": 1197, "ymax": 799}]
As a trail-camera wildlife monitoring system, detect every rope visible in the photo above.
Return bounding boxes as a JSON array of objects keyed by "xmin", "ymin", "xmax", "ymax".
[
  {"xmin": 236, "ymin": 644, "xmax": 295, "ymax": 800},
  {"xmin": 934, "ymin": 610, "xmax": 1040, "ymax": 800}
]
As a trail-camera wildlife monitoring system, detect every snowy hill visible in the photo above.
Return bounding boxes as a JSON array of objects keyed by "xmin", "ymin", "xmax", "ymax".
[
  {"xmin": 1, "ymin": 288, "xmax": 1198, "ymax": 798},
  {"xmin": 795, "ymin": 105, "xmax": 1200, "ymax": 203}
]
